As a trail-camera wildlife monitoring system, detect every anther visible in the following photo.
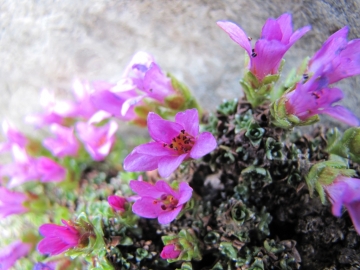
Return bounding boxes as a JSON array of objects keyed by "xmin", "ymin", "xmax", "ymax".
[
  {"xmin": 172, "ymin": 138, "xmax": 176, "ymax": 142},
  {"xmin": 251, "ymin": 52, "xmax": 257, "ymax": 57},
  {"xmin": 177, "ymin": 135, "xmax": 181, "ymax": 139},
  {"xmin": 303, "ymin": 74, "xmax": 309, "ymax": 80},
  {"xmin": 169, "ymin": 144, "xmax": 174, "ymax": 148},
  {"xmin": 161, "ymin": 205, "xmax": 167, "ymax": 210},
  {"xmin": 248, "ymin": 36, "xmax": 252, "ymax": 41},
  {"xmin": 163, "ymin": 143, "xmax": 167, "ymax": 147},
  {"xmin": 181, "ymin": 129, "xmax": 185, "ymax": 134}
]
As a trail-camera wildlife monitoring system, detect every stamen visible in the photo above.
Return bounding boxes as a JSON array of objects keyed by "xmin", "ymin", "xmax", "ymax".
[
  {"xmin": 252, "ymin": 52, "xmax": 257, "ymax": 57},
  {"xmin": 161, "ymin": 205, "xmax": 167, "ymax": 210}
]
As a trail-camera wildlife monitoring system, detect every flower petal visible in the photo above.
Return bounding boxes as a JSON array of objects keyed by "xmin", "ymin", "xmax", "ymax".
[
  {"xmin": 190, "ymin": 132, "xmax": 217, "ymax": 159},
  {"xmin": 322, "ymin": 105, "xmax": 359, "ymax": 126},
  {"xmin": 147, "ymin": 112, "xmax": 183, "ymax": 143},
  {"xmin": 177, "ymin": 182, "xmax": 193, "ymax": 205},
  {"xmin": 133, "ymin": 142, "xmax": 177, "ymax": 156},
  {"xmin": 216, "ymin": 21, "xmax": 252, "ymax": 57},
  {"xmin": 175, "ymin": 109, "xmax": 199, "ymax": 137},
  {"xmin": 132, "ymin": 197, "xmax": 162, "ymax": 218},
  {"xmin": 158, "ymin": 206, "xmax": 183, "ymax": 224},
  {"xmin": 129, "ymin": 180, "xmax": 164, "ymax": 198},
  {"xmin": 123, "ymin": 152, "xmax": 161, "ymax": 172},
  {"xmin": 324, "ymin": 181, "xmax": 349, "ymax": 217},
  {"xmin": 158, "ymin": 154, "xmax": 188, "ymax": 178}
]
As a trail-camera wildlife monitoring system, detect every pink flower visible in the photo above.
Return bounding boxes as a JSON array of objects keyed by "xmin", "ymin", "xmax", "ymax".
[
  {"xmin": 0, "ymin": 187, "xmax": 28, "ymax": 218},
  {"xmin": 308, "ymin": 27, "xmax": 360, "ymax": 84},
  {"xmin": 123, "ymin": 52, "xmax": 177, "ymax": 103},
  {"xmin": 0, "ymin": 240, "xmax": 32, "ymax": 269},
  {"xmin": 323, "ymin": 176, "xmax": 360, "ymax": 234},
  {"xmin": 108, "ymin": 195, "xmax": 126, "ymax": 212},
  {"xmin": 0, "ymin": 121, "xmax": 27, "ymax": 154},
  {"xmin": 160, "ymin": 244, "xmax": 181, "ymax": 259},
  {"xmin": 284, "ymin": 76, "xmax": 359, "ymax": 126},
  {"xmin": 0, "ymin": 145, "xmax": 40, "ymax": 188},
  {"xmin": 217, "ymin": 13, "xmax": 310, "ymax": 81},
  {"xmin": 90, "ymin": 79, "xmax": 144, "ymax": 121},
  {"xmin": 36, "ymin": 157, "xmax": 66, "ymax": 183},
  {"xmin": 124, "ymin": 109, "xmax": 217, "ymax": 178},
  {"xmin": 37, "ymin": 220, "xmax": 81, "ymax": 256},
  {"xmin": 26, "ymin": 89, "xmax": 69, "ymax": 127},
  {"xmin": 43, "ymin": 124, "xmax": 80, "ymax": 158},
  {"xmin": 76, "ymin": 120, "xmax": 118, "ymax": 161},
  {"xmin": 129, "ymin": 180, "xmax": 193, "ymax": 224}
]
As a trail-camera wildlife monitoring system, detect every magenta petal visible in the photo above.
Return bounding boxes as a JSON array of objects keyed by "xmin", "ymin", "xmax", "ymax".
[
  {"xmin": 322, "ymin": 105, "xmax": 359, "ymax": 126},
  {"xmin": 155, "ymin": 180, "xmax": 177, "ymax": 197},
  {"xmin": 190, "ymin": 132, "xmax": 217, "ymax": 159},
  {"xmin": 39, "ymin": 224, "xmax": 66, "ymax": 237},
  {"xmin": 158, "ymin": 206, "xmax": 183, "ymax": 224},
  {"xmin": 132, "ymin": 197, "xmax": 162, "ymax": 218},
  {"xmin": 175, "ymin": 109, "xmax": 199, "ymax": 137},
  {"xmin": 158, "ymin": 154, "xmax": 188, "ymax": 178},
  {"xmin": 129, "ymin": 180, "xmax": 165, "ymax": 198},
  {"xmin": 324, "ymin": 181, "xmax": 348, "ymax": 217},
  {"xmin": 177, "ymin": 182, "xmax": 193, "ymax": 205},
  {"xmin": 147, "ymin": 112, "xmax": 183, "ymax": 143},
  {"xmin": 346, "ymin": 201, "xmax": 360, "ymax": 234},
  {"xmin": 134, "ymin": 142, "xmax": 177, "ymax": 156},
  {"xmin": 289, "ymin": 25, "xmax": 311, "ymax": 46},
  {"xmin": 123, "ymin": 152, "xmax": 161, "ymax": 172},
  {"xmin": 261, "ymin": 18, "xmax": 282, "ymax": 41},
  {"xmin": 160, "ymin": 244, "xmax": 181, "ymax": 259},
  {"xmin": 276, "ymin": 13, "xmax": 292, "ymax": 42},
  {"xmin": 37, "ymin": 238, "xmax": 71, "ymax": 256},
  {"xmin": 216, "ymin": 21, "xmax": 252, "ymax": 57}
]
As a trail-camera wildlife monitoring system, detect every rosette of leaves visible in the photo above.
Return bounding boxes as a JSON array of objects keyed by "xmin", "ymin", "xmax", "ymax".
[
  {"xmin": 241, "ymin": 166, "xmax": 272, "ymax": 189},
  {"xmin": 234, "ymin": 110, "xmax": 253, "ymax": 133},
  {"xmin": 265, "ymin": 137, "xmax": 285, "ymax": 160},
  {"xmin": 245, "ymin": 122, "xmax": 265, "ymax": 147},
  {"xmin": 161, "ymin": 229, "xmax": 202, "ymax": 263},
  {"xmin": 217, "ymin": 98, "xmax": 238, "ymax": 116}
]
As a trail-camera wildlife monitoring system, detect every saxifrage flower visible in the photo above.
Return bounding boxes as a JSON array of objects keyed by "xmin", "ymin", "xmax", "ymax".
[
  {"xmin": 323, "ymin": 176, "xmax": 360, "ymax": 234},
  {"xmin": 129, "ymin": 180, "xmax": 192, "ymax": 224},
  {"xmin": 284, "ymin": 75, "xmax": 359, "ymax": 126},
  {"xmin": 76, "ymin": 120, "xmax": 118, "ymax": 161},
  {"xmin": 0, "ymin": 240, "xmax": 32, "ymax": 269},
  {"xmin": 123, "ymin": 108, "xmax": 217, "ymax": 178},
  {"xmin": 37, "ymin": 220, "xmax": 81, "ymax": 256},
  {"xmin": 217, "ymin": 13, "xmax": 310, "ymax": 81},
  {"xmin": 43, "ymin": 124, "xmax": 80, "ymax": 158},
  {"xmin": 308, "ymin": 26, "xmax": 360, "ymax": 84},
  {"xmin": 0, "ymin": 187, "xmax": 28, "ymax": 218}
]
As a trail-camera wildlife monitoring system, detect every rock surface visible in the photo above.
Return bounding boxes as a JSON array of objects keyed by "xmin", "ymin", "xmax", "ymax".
[{"xmin": 0, "ymin": 0, "xmax": 360, "ymax": 133}]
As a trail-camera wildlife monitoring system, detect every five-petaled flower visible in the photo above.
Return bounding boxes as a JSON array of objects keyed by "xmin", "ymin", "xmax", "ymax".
[
  {"xmin": 37, "ymin": 220, "xmax": 82, "ymax": 256},
  {"xmin": 129, "ymin": 180, "xmax": 192, "ymax": 224},
  {"xmin": 217, "ymin": 13, "xmax": 310, "ymax": 81},
  {"xmin": 123, "ymin": 108, "xmax": 217, "ymax": 178},
  {"xmin": 323, "ymin": 176, "xmax": 360, "ymax": 234}
]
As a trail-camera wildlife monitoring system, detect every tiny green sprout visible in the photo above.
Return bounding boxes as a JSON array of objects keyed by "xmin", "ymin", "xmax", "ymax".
[
  {"xmin": 245, "ymin": 122, "xmax": 265, "ymax": 147},
  {"xmin": 204, "ymin": 231, "xmax": 220, "ymax": 245},
  {"xmin": 219, "ymin": 242, "xmax": 238, "ymax": 261},
  {"xmin": 234, "ymin": 110, "xmax": 253, "ymax": 133},
  {"xmin": 265, "ymin": 137, "xmax": 285, "ymax": 160},
  {"xmin": 217, "ymin": 99, "xmax": 238, "ymax": 115},
  {"xmin": 231, "ymin": 201, "xmax": 255, "ymax": 225}
]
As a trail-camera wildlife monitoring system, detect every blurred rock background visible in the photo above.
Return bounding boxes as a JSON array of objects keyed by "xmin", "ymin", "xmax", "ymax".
[{"xmin": 0, "ymin": 0, "xmax": 360, "ymax": 134}]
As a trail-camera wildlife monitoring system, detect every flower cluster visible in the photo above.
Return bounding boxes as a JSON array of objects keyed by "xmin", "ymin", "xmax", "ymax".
[{"xmin": 1, "ymin": 10, "xmax": 360, "ymax": 270}]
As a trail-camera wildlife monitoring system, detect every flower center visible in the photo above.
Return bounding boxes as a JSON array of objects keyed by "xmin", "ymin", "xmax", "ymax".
[
  {"xmin": 159, "ymin": 194, "xmax": 179, "ymax": 211},
  {"xmin": 163, "ymin": 129, "xmax": 195, "ymax": 154}
]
